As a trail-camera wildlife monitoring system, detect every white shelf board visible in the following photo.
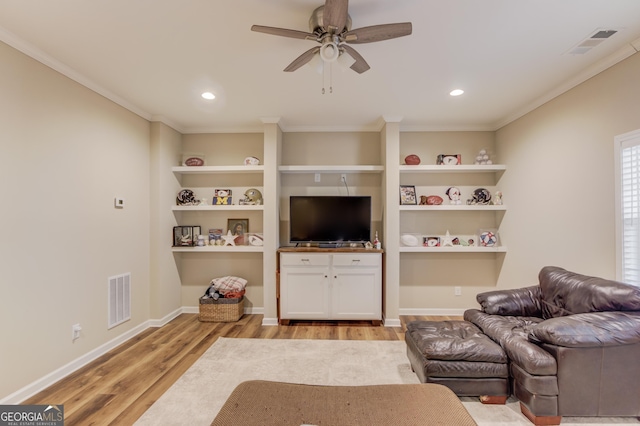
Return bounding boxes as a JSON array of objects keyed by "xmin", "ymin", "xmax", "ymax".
[
  {"xmin": 400, "ymin": 246, "xmax": 507, "ymax": 253},
  {"xmin": 172, "ymin": 165, "xmax": 264, "ymax": 174},
  {"xmin": 172, "ymin": 205, "xmax": 264, "ymax": 211},
  {"xmin": 400, "ymin": 204, "xmax": 507, "ymax": 211},
  {"xmin": 279, "ymin": 165, "xmax": 384, "ymax": 173},
  {"xmin": 172, "ymin": 246, "xmax": 264, "ymax": 253},
  {"xmin": 399, "ymin": 165, "xmax": 506, "ymax": 173}
]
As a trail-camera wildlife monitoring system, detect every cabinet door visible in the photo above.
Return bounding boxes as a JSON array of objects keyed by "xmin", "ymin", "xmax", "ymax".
[
  {"xmin": 330, "ymin": 254, "xmax": 381, "ymax": 320},
  {"xmin": 280, "ymin": 254, "xmax": 330, "ymax": 320}
]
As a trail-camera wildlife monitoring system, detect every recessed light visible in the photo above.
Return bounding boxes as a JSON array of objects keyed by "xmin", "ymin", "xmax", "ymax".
[
  {"xmin": 201, "ymin": 92, "xmax": 216, "ymax": 100},
  {"xmin": 450, "ymin": 89, "xmax": 464, "ymax": 96}
]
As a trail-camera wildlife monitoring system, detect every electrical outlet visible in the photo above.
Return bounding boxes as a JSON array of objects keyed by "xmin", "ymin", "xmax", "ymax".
[
  {"xmin": 314, "ymin": 173, "xmax": 321, "ymax": 182},
  {"xmin": 341, "ymin": 173, "xmax": 347, "ymax": 182},
  {"xmin": 72, "ymin": 323, "xmax": 82, "ymax": 341},
  {"xmin": 454, "ymin": 286, "xmax": 462, "ymax": 296}
]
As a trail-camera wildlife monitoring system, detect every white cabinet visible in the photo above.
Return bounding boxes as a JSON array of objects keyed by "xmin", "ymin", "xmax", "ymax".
[{"xmin": 279, "ymin": 251, "xmax": 382, "ymax": 323}]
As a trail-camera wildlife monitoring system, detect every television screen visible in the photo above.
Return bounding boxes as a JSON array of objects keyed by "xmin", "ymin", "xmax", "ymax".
[{"xmin": 289, "ymin": 196, "xmax": 372, "ymax": 245}]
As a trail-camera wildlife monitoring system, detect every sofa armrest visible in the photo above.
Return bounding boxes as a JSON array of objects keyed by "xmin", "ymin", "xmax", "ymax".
[
  {"xmin": 476, "ymin": 286, "xmax": 542, "ymax": 317},
  {"xmin": 529, "ymin": 311, "xmax": 640, "ymax": 348}
]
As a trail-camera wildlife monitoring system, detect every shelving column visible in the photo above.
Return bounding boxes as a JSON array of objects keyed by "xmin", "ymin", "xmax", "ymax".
[
  {"xmin": 261, "ymin": 117, "xmax": 282, "ymax": 326},
  {"xmin": 382, "ymin": 117, "xmax": 401, "ymax": 327}
]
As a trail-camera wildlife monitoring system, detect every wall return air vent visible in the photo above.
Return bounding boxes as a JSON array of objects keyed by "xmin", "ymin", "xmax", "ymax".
[
  {"xmin": 108, "ymin": 273, "xmax": 131, "ymax": 329},
  {"xmin": 565, "ymin": 28, "xmax": 619, "ymax": 55}
]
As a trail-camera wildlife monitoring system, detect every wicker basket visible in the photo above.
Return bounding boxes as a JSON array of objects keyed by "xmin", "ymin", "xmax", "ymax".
[{"xmin": 199, "ymin": 296, "xmax": 244, "ymax": 322}]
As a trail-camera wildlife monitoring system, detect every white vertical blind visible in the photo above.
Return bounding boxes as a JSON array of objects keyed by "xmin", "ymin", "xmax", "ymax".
[{"xmin": 620, "ymin": 136, "xmax": 640, "ymax": 286}]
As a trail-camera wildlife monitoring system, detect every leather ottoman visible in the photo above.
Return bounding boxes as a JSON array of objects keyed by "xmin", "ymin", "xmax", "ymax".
[{"xmin": 405, "ymin": 320, "xmax": 509, "ymax": 403}]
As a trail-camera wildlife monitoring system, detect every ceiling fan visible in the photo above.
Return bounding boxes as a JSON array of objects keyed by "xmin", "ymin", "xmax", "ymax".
[{"xmin": 251, "ymin": 0, "xmax": 412, "ymax": 74}]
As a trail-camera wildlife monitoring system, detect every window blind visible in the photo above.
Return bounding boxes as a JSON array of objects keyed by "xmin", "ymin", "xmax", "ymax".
[{"xmin": 621, "ymin": 143, "xmax": 640, "ymax": 285}]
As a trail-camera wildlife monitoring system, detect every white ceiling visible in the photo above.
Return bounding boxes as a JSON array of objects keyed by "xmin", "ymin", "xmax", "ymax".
[{"xmin": 1, "ymin": 0, "xmax": 640, "ymax": 133}]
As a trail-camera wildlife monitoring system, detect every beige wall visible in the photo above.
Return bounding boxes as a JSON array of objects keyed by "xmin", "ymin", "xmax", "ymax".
[
  {"xmin": 495, "ymin": 51, "xmax": 640, "ymax": 288},
  {"xmin": 0, "ymin": 41, "xmax": 151, "ymax": 398},
  {"xmin": 150, "ymin": 122, "xmax": 182, "ymax": 318}
]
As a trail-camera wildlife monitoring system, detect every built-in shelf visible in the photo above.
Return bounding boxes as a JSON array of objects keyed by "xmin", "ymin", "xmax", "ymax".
[
  {"xmin": 400, "ymin": 204, "xmax": 507, "ymax": 211},
  {"xmin": 399, "ymin": 165, "xmax": 506, "ymax": 173},
  {"xmin": 399, "ymin": 246, "xmax": 507, "ymax": 253},
  {"xmin": 172, "ymin": 205, "xmax": 264, "ymax": 211},
  {"xmin": 171, "ymin": 246, "xmax": 264, "ymax": 253},
  {"xmin": 172, "ymin": 165, "xmax": 264, "ymax": 175},
  {"xmin": 279, "ymin": 165, "xmax": 384, "ymax": 173}
]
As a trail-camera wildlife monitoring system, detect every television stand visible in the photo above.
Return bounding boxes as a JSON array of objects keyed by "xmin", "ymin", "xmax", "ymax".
[{"xmin": 277, "ymin": 247, "xmax": 383, "ymax": 325}]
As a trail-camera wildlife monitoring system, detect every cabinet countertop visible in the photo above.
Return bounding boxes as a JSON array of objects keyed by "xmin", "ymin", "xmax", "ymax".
[{"xmin": 278, "ymin": 247, "xmax": 384, "ymax": 254}]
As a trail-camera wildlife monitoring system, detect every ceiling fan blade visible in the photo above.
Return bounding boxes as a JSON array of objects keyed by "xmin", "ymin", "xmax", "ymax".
[
  {"xmin": 284, "ymin": 46, "xmax": 321, "ymax": 72},
  {"xmin": 251, "ymin": 25, "xmax": 316, "ymax": 41},
  {"xmin": 341, "ymin": 44, "xmax": 370, "ymax": 74},
  {"xmin": 344, "ymin": 22, "xmax": 412, "ymax": 44},
  {"xmin": 323, "ymin": 0, "xmax": 349, "ymax": 33}
]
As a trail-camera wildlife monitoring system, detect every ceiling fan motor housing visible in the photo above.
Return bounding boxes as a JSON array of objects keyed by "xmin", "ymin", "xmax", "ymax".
[{"xmin": 309, "ymin": 6, "xmax": 352, "ymax": 35}]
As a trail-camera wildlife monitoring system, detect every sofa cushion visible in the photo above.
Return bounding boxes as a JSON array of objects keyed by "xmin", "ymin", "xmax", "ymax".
[
  {"xmin": 529, "ymin": 311, "xmax": 640, "ymax": 347},
  {"xmin": 476, "ymin": 285, "xmax": 542, "ymax": 317},
  {"xmin": 538, "ymin": 266, "xmax": 640, "ymax": 319},
  {"xmin": 465, "ymin": 309, "xmax": 557, "ymax": 376}
]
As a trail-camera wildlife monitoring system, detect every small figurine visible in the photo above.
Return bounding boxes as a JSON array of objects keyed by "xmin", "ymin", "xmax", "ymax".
[
  {"xmin": 494, "ymin": 191, "xmax": 503, "ymax": 205},
  {"xmin": 441, "ymin": 230, "xmax": 454, "ymax": 247}
]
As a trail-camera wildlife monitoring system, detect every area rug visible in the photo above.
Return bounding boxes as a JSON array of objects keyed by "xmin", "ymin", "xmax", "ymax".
[{"xmin": 135, "ymin": 337, "xmax": 639, "ymax": 426}]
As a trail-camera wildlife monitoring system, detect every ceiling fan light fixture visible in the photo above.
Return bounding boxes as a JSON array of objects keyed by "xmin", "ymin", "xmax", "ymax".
[{"xmin": 320, "ymin": 42, "xmax": 339, "ymax": 62}]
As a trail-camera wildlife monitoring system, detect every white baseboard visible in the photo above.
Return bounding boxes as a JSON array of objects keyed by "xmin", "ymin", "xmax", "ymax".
[{"xmin": 399, "ymin": 308, "xmax": 466, "ymax": 316}]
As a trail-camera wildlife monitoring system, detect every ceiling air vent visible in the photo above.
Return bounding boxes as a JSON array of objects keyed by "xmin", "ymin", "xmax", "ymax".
[{"xmin": 565, "ymin": 28, "xmax": 619, "ymax": 55}]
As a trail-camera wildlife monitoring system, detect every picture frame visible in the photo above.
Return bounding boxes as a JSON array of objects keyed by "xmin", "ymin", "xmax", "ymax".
[
  {"xmin": 423, "ymin": 236, "xmax": 441, "ymax": 247},
  {"xmin": 448, "ymin": 234, "xmax": 478, "ymax": 247},
  {"xmin": 400, "ymin": 185, "xmax": 417, "ymax": 205},
  {"xmin": 173, "ymin": 225, "xmax": 201, "ymax": 247},
  {"xmin": 213, "ymin": 189, "xmax": 233, "ymax": 205},
  {"xmin": 436, "ymin": 154, "xmax": 462, "ymax": 165},
  {"xmin": 227, "ymin": 219, "xmax": 249, "ymax": 245}
]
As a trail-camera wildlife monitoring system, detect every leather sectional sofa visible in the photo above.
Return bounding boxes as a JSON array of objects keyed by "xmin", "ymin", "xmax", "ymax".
[{"xmin": 463, "ymin": 266, "xmax": 640, "ymax": 424}]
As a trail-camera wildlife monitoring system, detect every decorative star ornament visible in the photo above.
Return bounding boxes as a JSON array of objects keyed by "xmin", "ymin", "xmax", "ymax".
[
  {"xmin": 222, "ymin": 230, "xmax": 237, "ymax": 246},
  {"xmin": 441, "ymin": 230, "xmax": 454, "ymax": 247}
]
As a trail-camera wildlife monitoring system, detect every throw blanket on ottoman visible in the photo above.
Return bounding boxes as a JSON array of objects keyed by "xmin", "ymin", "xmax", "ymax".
[{"xmin": 211, "ymin": 380, "xmax": 477, "ymax": 426}]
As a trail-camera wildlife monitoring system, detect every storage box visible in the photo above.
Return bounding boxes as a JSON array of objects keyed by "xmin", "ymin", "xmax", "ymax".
[{"xmin": 199, "ymin": 296, "xmax": 244, "ymax": 322}]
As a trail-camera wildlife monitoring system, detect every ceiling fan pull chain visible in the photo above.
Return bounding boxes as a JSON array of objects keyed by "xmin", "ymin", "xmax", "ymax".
[
  {"xmin": 329, "ymin": 63, "xmax": 333, "ymax": 94},
  {"xmin": 321, "ymin": 61, "xmax": 325, "ymax": 94}
]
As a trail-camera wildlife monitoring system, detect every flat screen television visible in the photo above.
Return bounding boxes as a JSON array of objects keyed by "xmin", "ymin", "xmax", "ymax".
[{"xmin": 289, "ymin": 196, "xmax": 372, "ymax": 246}]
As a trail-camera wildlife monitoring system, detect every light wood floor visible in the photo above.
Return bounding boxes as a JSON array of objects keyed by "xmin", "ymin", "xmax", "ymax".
[{"xmin": 24, "ymin": 313, "xmax": 460, "ymax": 425}]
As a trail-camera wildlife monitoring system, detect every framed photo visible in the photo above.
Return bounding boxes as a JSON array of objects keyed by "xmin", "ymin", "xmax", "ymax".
[
  {"xmin": 448, "ymin": 234, "xmax": 477, "ymax": 247},
  {"xmin": 173, "ymin": 225, "xmax": 201, "ymax": 247},
  {"xmin": 213, "ymin": 189, "xmax": 233, "ymax": 205},
  {"xmin": 400, "ymin": 185, "xmax": 417, "ymax": 205},
  {"xmin": 423, "ymin": 236, "xmax": 441, "ymax": 247},
  {"xmin": 436, "ymin": 154, "xmax": 461, "ymax": 165},
  {"xmin": 478, "ymin": 229, "xmax": 499, "ymax": 247}
]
